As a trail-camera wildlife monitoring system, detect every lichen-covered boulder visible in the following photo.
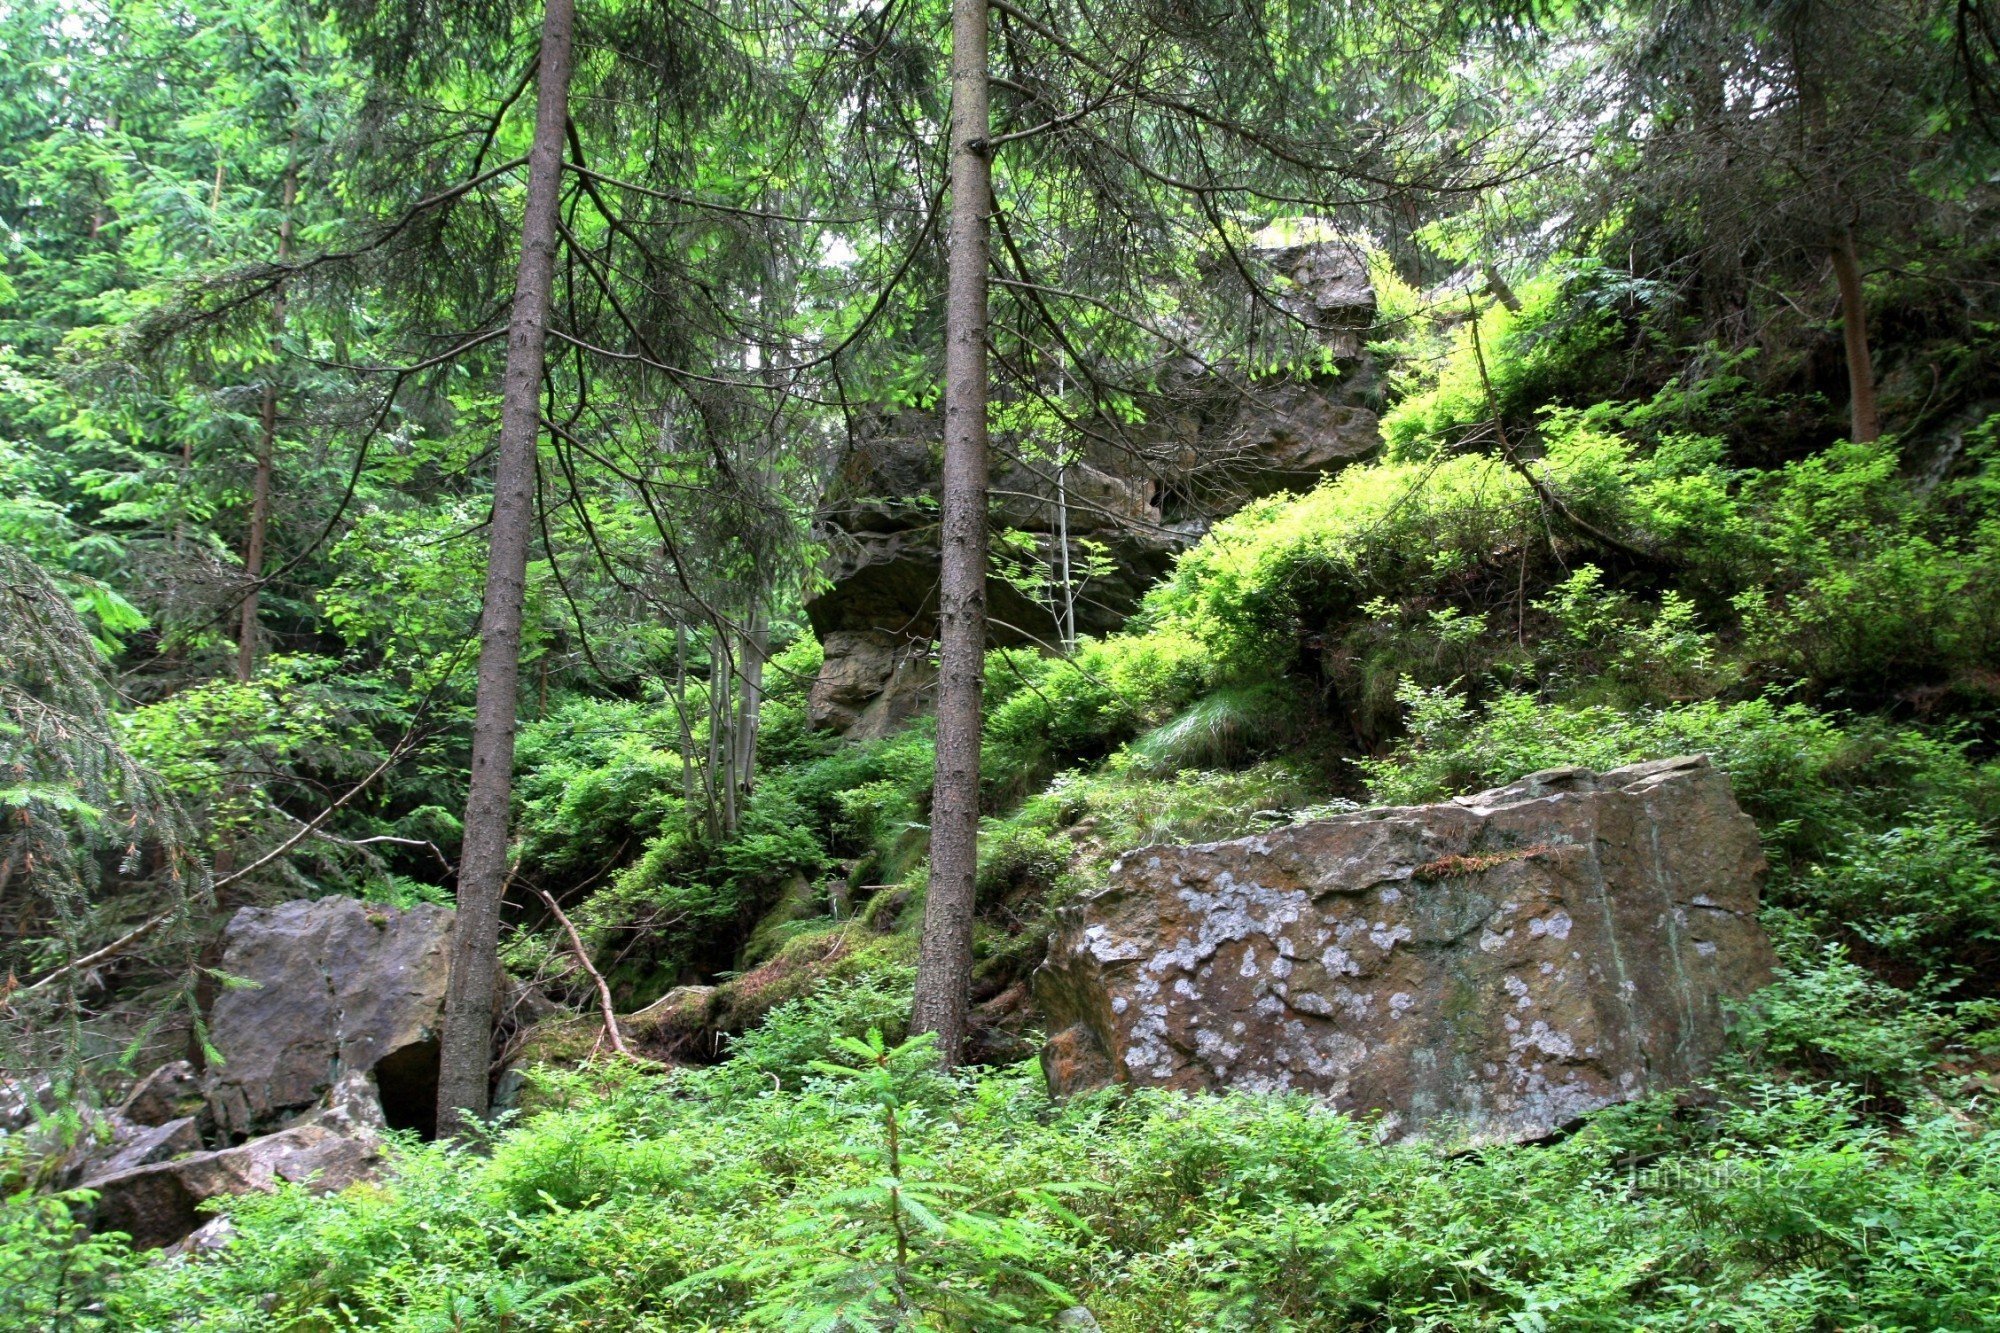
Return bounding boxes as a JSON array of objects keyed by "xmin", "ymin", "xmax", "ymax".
[
  {"xmin": 1035, "ymin": 756, "xmax": 1776, "ymax": 1144},
  {"xmin": 205, "ymin": 897, "xmax": 452, "ymax": 1139}
]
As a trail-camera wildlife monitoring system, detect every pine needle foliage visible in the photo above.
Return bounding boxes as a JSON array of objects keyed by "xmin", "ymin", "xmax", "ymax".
[
  {"xmin": 673, "ymin": 1029, "xmax": 1094, "ymax": 1331},
  {"xmin": 0, "ymin": 545, "xmax": 209, "ymax": 1085}
]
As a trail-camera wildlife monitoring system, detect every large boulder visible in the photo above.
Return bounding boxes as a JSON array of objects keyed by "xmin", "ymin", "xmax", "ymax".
[
  {"xmin": 205, "ymin": 897, "xmax": 453, "ymax": 1140},
  {"xmin": 1036, "ymin": 756, "xmax": 1776, "ymax": 1144}
]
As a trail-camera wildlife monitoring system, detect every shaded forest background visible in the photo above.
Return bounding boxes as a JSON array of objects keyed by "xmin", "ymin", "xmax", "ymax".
[{"xmin": 6, "ymin": 0, "xmax": 2000, "ymax": 1325}]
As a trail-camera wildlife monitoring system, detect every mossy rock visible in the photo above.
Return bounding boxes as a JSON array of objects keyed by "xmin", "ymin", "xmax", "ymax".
[
  {"xmin": 738, "ymin": 873, "xmax": 820, "ymax": 970},
  {"xmin": 710, "ymin": 923, "xmax": 918, "ymax": 1036}
]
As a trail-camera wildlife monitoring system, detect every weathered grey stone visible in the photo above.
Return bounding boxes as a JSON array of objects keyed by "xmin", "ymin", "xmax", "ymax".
[
  {"xmin": 301, "ymin": 1070, "xmax": 389, "ymax": 1137},
  {"xmin": 0, "ymin": 1075, "xmax": 56, "ymax": 1131},
  {"xmin": 1036, "ymin": 756, "xmax": 1776, "ymax": 1144},
  {"xmin": 44, "ymin": 1108, "xmax": 203, "ymax": 1191},
  {"xmin": 1213, "ymin": 379, "xmax": 1381, "ymax": 493},
  {"xmin": 87, "ymin": 1074, "xmax": 388, "ymax": 1251},
  {"xmin": 1259, "ymin": 239, "xmax": 1378, "ymax": 347},
  {"xmin": 159, "ymin": 1215, "xmax": 236, "ymax": 1261},
  {"xmin": 204, "ymin": 897, "xmax": 453, "ymax": 1139},
  {"xmin": 808, "ymin": 629, "xmax": 935, "ymax": 738},
  {"xmin": 990, "ymin": 459, "xmax": 1160, "ymax": 534},
  {"xmin": 117, "ymin": 1060, "xmax": 205, "ymax": 1129},
  {"xmin": 83, "ymin": 1115, "xmax": 202, "ymax": 1179}
]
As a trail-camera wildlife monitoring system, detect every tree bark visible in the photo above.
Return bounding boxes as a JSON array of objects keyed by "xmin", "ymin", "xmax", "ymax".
[
  {"xmin": 733, "ymin": 604, "xmax": 769, "ymax": 796},
  {"xmin": 1830, "ymin": 229, "xmax": 1881, "ymax": 442},
  {"xmin": 236, "ymin": 138, "xmax": 299, "ymax": 682},
  {"xmin": 1054, "ymin": 453, "xmax": 1075, "ymax": 654},
  {"xmin": 435, "ymin": 0, "xmax": 577, "ymax": 1138},
  {"xmin": 910, "ymin": 0, "xmax": 991, "ymax": 1070},
  {"xmin": 705, "ymin": 642, "xmax": 728, "ymax": 840}
]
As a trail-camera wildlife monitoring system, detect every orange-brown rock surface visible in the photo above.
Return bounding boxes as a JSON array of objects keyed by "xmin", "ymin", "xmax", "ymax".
[{"xmin": 1036, "ymin": 756, "xmax": 1776, "ymax": 1144}]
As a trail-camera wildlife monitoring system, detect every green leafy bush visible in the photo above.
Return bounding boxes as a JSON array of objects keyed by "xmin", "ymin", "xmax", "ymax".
[
  {"xmin": 1729, "ymin": 435, "xmax": 2000, "ymax": 692},
  {"xmin": 1800, "ymin": 816, "xmax": 2000, "ymax": 984},
  {"xmin": 981, "ymin": 631, "xmax": 1210, "ymax": 799},
  {"xmin": 699, "ymin": 966, "xmax": 919, "ymax": 1097},
  {"xmin": 1379, "ymin": 263, "xmax": 1631, "ymax": 459},
  {"xmin": 513, "ymin": 693, "xmax": 691, "ymax": 875},
  {"xmin": 1726, "ymin": 937, "xmax": 1962, "ymax": 1105},
  {"xmin": 1530, "ymin": 564, "xmax": 1728, "ymax": 702},
  {"xmin": 675, "ymin": 1031, "xmax": 1086, "ymax": 1329},
  {"xmin": 0, "ymin": 1186, "xmax": 128, "ymax": 1331},
  {"xmin": 103, "ymin": 1055, "xmax": 2000, "ymax": 1331}
]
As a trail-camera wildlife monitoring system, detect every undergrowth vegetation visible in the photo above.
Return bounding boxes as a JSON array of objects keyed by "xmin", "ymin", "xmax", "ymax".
[
  {"xmin": 36, "ymin": 1014, "xmax": 2000, "ymax": 1330},
  {"xmin": 11, "ymin": 0, "xmax": 2000, "ymax": 1318},
  {"xmin": 14, "ymin": 235, "xmax": 2000, "ymax": 1328}
]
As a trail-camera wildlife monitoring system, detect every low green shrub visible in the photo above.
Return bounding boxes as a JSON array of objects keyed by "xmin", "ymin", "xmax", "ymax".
[
  {"xmin": 1799, "ymin": 815, "xmax": 2000, "ymax": 985},
  {"xmin": 981, "ymin": 631, "xmax": 1210, "ymax": 800},
  {"xmin": 1730, "ymin": 433, "xmax": 2000, "ymax": 693},
  {"xmin": 0, "ymin": 1185, "xmax": 128, "ymax": 1331},
  {"xmin": 768, "ymin": 720, "xmax": 936, "ymax": 863},
  {"xmin": 1379, "ymin": 262, "xmax": 1632, "ymax": 459},
  {"xmin": 103, "ymin": 1054, "xmax": 2000, "ymax": 1331},
  {"xmin": 698, "ymin": 966, "xmax": 919, "ymax": 1097},
  {"xmin": 513, "ymin": 692, "xmax": 692, "ymax": 876},
  {"xmin": 673, "ymin": 1031, "xmax": 1085, "ymax": 1329},
  {"xmin": 1726, "ymin": 933, "xmax": 1964, "ymax": 1106},
  {"xmin": 506, "ymin": 661, "xmax": 933, "ymax": 1003}
]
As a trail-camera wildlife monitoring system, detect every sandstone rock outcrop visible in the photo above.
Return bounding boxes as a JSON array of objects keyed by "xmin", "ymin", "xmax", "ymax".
[
  {"xmin": 808, "ymin": 628, "xmax": 937, "ymax": 739},
  {"xmin": 39, "ymin": 898, "xmax": 505, "ymax": 1251},
  {"xmin": 1036, "ymin": 756, "xmax": 1776, "ymax": 1144},
  {"xmin": 804, "ymin": 241, "xmax": 1383, "ymax": 732},
  {"xmin": 205, "ymin": 896, "xmax": 453, "ymax": 1140},
  {"xmin": 88, "ymin": 1071, "xmax": 387, "ymax": 1251}
]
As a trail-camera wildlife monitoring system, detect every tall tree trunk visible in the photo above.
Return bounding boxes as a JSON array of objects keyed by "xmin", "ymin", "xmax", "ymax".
[
  {"xmin": 910, "ymin": 0, "xmax": 991, "ymax": 1069},
  {"xmin": 1054, "ymin": 454, "xmax": 1074, "ymax": 654},
  {"xmin": 718, "ymin": 650, "xmax": 739, "ymax": 837},
  {"xmin": 1830, "ymin": 229, "xmax": 1881, "ymax": 442},
  {"xmin": 675, "ymin": 623, "xmax": 697, "ymax": 827},
  {"xmin": 1786, "ymin": 34, "xmax": 1880, "ymax": 445},
  {"xmin": 730, "ymin": 227, "xmax": 781, "ymax": 801},
  {"xmin": 236, "ymin": 137, "xmax": 299, "ymax": 681},
  {"xmin": 435, "ymin": 0, "xmax": 577, "ymax": 1137},
  {"xmin": 705, "ymin": 641, "xmax": 727, "ymax": 840},
  {"xmin": 733, "ymin": 604, "xmax": 769, "ymax": 796}
]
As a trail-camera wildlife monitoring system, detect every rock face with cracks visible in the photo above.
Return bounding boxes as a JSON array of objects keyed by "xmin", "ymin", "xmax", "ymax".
[
  {"xmin": 205, "ymin": 896, "xmax": 454, "ymax": 1140},
  {"xmin": 87, "ymin": 1071, "xmax": 388, "ymax": 1251},
  {"xmin": 1036, "ymin": 756, "xmax": 1776, "ymax": 1144},
  {"xmin": 804, "ymin": 241, "xmax": 1384, "ymax": 734}
]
